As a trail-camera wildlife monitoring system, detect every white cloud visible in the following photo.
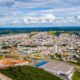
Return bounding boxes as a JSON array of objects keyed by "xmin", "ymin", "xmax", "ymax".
[
  {"xmin": 24, "ymin": 14, "xmax": 56, "ymax": 24},
  {"xmin": 77, "ymin": 16, "xmax": 80, "ymax": 20},
  {"xmin": 0, "ymin": 0, "xmax": 80, "ymax": 26}
]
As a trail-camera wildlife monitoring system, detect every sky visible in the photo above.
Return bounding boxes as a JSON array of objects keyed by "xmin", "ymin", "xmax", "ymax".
[{"xmin": 0, "ymin": 0, "xmax": 80, "ymax": 27}]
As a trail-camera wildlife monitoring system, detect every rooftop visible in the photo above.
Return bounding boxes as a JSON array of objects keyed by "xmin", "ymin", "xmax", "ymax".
[{"xmin": 39, "ymin": 61, "xmax": 73, "ymax": 74}]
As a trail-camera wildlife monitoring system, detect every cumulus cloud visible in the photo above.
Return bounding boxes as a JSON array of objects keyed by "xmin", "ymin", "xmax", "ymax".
[
  {"xmin": 76, "ymin": 16, "xmax": 80, "ymax": 20},
  {"xmin": 24, "ymin": 14, "xmax": 56, "ymax": 24},
  {"xmin": 0, "ymin": 0, "xmax": 80, "ymax": 26}
]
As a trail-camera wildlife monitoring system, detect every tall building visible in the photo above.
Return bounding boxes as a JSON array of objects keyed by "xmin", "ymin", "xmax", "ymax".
[{"xmin": 53, "ymin": 43, "xmax": 58, "ymax": 53}]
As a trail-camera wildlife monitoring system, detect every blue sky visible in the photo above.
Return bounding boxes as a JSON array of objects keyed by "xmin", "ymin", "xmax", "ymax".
[{"xmin": 0, "ymin": 0, "xmax": 80, "ymax": 27}]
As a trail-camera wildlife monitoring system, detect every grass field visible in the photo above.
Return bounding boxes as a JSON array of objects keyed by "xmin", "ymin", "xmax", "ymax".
[
  {"xmin": 72, "ymin": 70, "xmax": 80, "ymax": 80},
  {"xmin": 0, "ymin": 66, "xmax": 62, "ymax": 80}
]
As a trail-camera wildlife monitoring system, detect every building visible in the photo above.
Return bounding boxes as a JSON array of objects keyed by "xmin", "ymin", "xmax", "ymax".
[{"xmin": 38, "ymin": 61, "xmax": 74, "ymax": 80}]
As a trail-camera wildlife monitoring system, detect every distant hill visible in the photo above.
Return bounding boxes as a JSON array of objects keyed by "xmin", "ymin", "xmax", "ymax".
[
  {"xmin": 0, "ymin": 27, "xmax": 80, "ymax": 35},
  {"xmin": 0, "ymin": 66, "xmax": 62, "ymax": 80}
]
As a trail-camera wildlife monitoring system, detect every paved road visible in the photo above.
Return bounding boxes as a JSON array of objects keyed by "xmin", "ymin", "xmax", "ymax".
[{"xmin": 0, "ymin": 73, "xmax": 12, "ymax": 80}]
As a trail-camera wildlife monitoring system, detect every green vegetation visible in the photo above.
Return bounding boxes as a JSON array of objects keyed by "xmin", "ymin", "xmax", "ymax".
[
  {"xmin": 48, "ymin": 31, "xmax": 65, "ymax": 36},
  {"xmin": 69, "ymin": 61, "xmax": 80, "ymax": 66},
  {"xmin": 48, "ymin": 31, "xmax": 57, "ymax": 35},
  {"xmin": 0, "ymin": 55, "xmax": 3, "ymax": 59},
  {"xmin": 55, "ymin": 54, "xmax": 62, "ymax": 59},
  {"xmin": 72, "ymin": 70, "xmax": 80, "ymax": 80},
  {"xmin": 0, "ymin": 66, "xmax": 62, "ymax": 80}
]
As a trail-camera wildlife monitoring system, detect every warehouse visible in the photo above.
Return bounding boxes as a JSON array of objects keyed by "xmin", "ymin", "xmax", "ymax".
[{"xmin": 38, "ymin": 61, "xmax": 74, "ymax": 80}]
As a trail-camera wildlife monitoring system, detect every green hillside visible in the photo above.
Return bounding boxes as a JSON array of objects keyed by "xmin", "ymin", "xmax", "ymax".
[
  {"xmin": 0, "ymin": 66, "xmax": 62, "ymax": 80},
  {"xmin": 72, "ymin": 70, "xmax": 80, "ymax": 80}
]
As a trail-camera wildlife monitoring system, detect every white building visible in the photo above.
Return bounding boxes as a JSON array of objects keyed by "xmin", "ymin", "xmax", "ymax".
[{"xmin": 39, "ymin": 61, "xmax": 74, "ymax": 80}]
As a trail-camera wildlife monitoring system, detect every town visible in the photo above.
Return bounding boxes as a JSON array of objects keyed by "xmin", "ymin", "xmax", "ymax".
[{"xmin": 0, "ymin": 31, "xmax": 80, "ymax": 80}]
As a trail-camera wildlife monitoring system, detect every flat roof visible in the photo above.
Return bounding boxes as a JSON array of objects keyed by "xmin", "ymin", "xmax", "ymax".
[{"xmin": 39, "ymin": 61, "xmax": 73, "ymax": 74}]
